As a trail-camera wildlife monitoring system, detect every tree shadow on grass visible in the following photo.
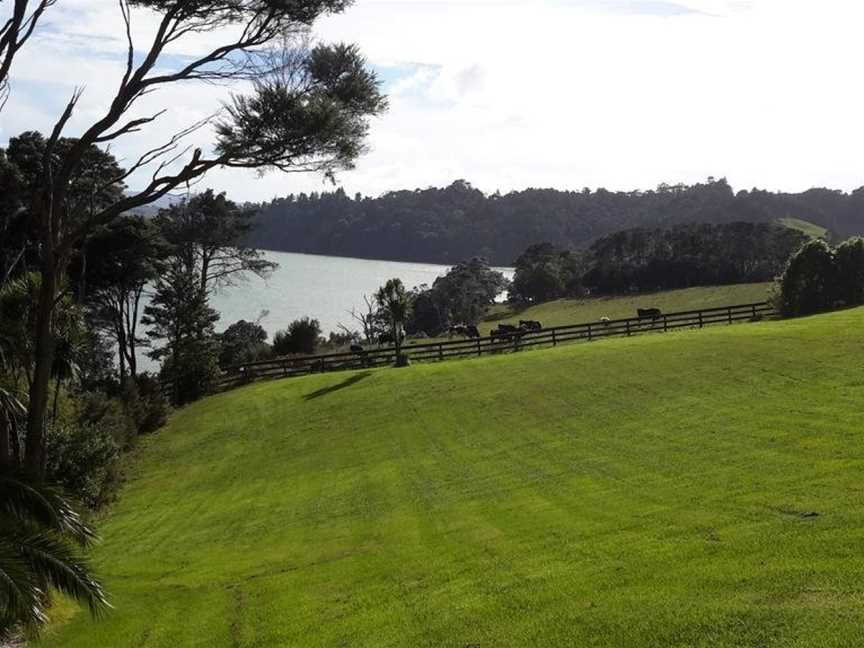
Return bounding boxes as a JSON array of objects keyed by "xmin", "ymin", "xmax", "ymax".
[{"xmin": 303, "ymin": 371, "xmax": 372, "ymax": 401}]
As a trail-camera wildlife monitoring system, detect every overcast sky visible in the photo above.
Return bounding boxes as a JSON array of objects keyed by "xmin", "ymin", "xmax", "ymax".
[{"xmin": 3, "ymin": 0, "xmax": 864, "ymax": 201}]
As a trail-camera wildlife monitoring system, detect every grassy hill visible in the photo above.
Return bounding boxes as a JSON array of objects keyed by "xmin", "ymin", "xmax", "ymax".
[
  {"xmin": 777, "ymin": 217, "xmax": 829, "ymax": 240},
  {"xmin": 39, "ymin": 307, "xmax": 864, "ymax": 647},
  {"xmin": 483, "ymin": 283, "xmax": 772, "ymax": 333}
]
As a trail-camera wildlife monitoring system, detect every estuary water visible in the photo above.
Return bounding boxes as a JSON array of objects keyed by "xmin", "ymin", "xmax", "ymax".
[{"xmin": 140, "ymin": 252, "xmax": 514, "ymax": 370}]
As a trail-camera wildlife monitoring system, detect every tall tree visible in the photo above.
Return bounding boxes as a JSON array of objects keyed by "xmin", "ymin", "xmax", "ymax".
[
  {"xmin": 375, "ymin": 279, "xmax": 411, "ymax": 362},
  {"xmin": 81, "ymin": 217, "xmax": 170, "ymax": 385},
  {"xmin": 0, "ymin": 0, "xmax": 53, "ymax": 107},
  {"xmin": 142, "ymin": 259, "xmax": 220, "ymax": 406},
  {"xmin": 6, "ymin": 1, "xmax": 386, "ymax": 477},
  {"xmin": 155, "ymin": 190, "xmax": 276, "ymax": 297}
]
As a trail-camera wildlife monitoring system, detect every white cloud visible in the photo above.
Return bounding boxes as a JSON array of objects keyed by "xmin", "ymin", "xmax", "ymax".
[{"xmin": 4, "ymin": 0, "xmax": 864, "ymax": 201}]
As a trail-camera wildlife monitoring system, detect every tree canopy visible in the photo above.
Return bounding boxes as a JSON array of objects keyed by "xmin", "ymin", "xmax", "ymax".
[{"xmin": 246, "ymin": 178, "xmax": 863, "ymax": 265}]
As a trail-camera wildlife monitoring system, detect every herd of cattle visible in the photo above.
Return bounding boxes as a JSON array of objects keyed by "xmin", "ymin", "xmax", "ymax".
[{"xmin": 349, "ymin": 308, "xmax": 664, "ymax": 354}]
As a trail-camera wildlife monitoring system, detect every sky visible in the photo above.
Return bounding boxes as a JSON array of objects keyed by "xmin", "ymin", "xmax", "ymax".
[{"xmin": 3, "ymin": 0, "xmax": 864, "ymax": 201}]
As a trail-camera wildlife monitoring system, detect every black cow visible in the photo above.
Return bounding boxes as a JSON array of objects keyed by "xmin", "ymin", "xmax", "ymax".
[
  {"xmin": 465, "ymin": 325, "xmax": 480, "ymax": 339},
  {"xmin": 519, "ymin": 320, "xmax": 542, "ymax": 331},
  {"xmin": 350, "ymin": 344, "xmax": 365, "ymax": 354},
  {"xmin": 449, "ymin": 325, "xmax": 467, "ymax": 337},
  {"xmin": 637, "ymin": 308, "xmax": 662, "ymax": 320},
  {"xmin": 378, "ymin": 333, "xmax": 394, "ymax": 346},
  {"xmin": 491, "ymin": 324, "xmax": 525, "ymax": 343}
]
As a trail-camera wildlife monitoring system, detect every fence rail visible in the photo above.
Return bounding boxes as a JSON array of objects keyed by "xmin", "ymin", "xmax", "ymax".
[{"xmin": 178, "ymin": 300, "xmax": 773, "ymax": 395}]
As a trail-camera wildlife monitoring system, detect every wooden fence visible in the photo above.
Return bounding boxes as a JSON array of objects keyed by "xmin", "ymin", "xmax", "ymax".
[{"xmin": 189, "ymin": 300, "xmax": 773, "ymax": 394}]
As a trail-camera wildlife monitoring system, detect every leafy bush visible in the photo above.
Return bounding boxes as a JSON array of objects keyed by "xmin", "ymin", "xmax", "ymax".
[
  {"xmin": 777, "ymin": 239, "xmax": 839, "ymax": 317},
  {"xmin": 125, "ymin": 374, "xmax": 169, "ymax": 435},
  {"xmin": 834, "ymin": 237, "xmax": 864, "ymax": 307},
  {"xmin": 273, "ymin": 317, "xmax": 322, "ymax": 356},
  {"xmin": 511, "ymin": 243, "xmax": 583, "ymax": 304},
  {"xmin": 45, "ymin": 420, "xmax": 120, "ymax": 509},
  {"xmin": 218, "ymin": 320, "xmax": 272, "ymax": 367}
]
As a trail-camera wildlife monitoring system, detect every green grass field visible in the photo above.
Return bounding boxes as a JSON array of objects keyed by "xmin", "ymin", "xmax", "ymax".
[
  {"xmin": 777, "ymin": 217, "xmax": 829, "ymax": 240},
  {"xmin": 39, "ymin": 307, "xmax": 864, "ymax": 647},
  {"xmin": 483, "ymin": 283, "xmax": 772, "ymax": 333}
]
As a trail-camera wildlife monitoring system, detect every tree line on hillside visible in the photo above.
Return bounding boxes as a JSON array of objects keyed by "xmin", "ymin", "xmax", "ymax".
[
  {"xmin": 0, "ymin": 0, "xmax": 385, "ymax": 638},
  {"xmin": 509, "ymin": 222, "xmax": 808, "ymax": 303},
  {"xmin": 777, "ymin": 238, "xmax": 864, "ymax": 317},
  {"xmin": 246, "ymin": 178, "xmax": 864, "ymax": 265}
]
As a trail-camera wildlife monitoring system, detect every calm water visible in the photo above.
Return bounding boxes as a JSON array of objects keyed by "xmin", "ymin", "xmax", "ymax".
[{"xmin": 140, "ymin": 251, "xmax": 513, "ymax": 370}]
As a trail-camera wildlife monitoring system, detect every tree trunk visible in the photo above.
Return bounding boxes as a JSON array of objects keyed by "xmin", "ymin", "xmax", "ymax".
[
  {"xmin": 25, "ymin": 262, "xmax": 58, "ymax": 478},
  {"xmin": 0, "ymin": 416, "xmax": 10, "ymax": 471},
  {"xmin": 51, "ymin": 375, "xmax": 61, "ymax": 425}
]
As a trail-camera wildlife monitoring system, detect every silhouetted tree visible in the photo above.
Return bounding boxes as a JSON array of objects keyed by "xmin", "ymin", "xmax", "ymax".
[
  {"xmin": 777, "ymin": 239, "xmax": 838, "ymax": 317},
  {"xmin": 80, "ymin": 216, "xmax": 170, "ymax": 385},
  {"xmin": 376, "ymin": 279, "xmax": 411, "ymax": 362},
  {"xmin": 5, "ymin": 0, "xmax": 386, "ymax": 477}
]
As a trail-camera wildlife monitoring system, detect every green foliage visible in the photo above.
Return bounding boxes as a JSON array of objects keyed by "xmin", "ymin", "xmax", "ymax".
[
  {"xmin": 45, "ymin": 421, "xmax": 120, "ymax": 510},
  {"xmin": 216, "ymin": 43, "xmax": 387, "ymax": 174},
  {"xmin": 0, "ymin": 474, "xmax": 108, "ymax": 638},
  {"xmin": 511, "ymin": 243, "xmax": 583, "ymax": 304},
  {"xmin": 375, "ymin": 278, "xmax": 410, "ymax": 356},
  {"xmin": 124, "ymin": 374, "xmax": 169, "ymax": 435},
  {"xmin": 0, "ymin": 132, "xmax": 126, "ymax": 283},
  {"xmin": 834, "ymin": 237, "xmax": 864, "ymax": 306},
  {"xmin": 247, "ymin": 178, "xmax": 864, "ymax": 266},
  {"xmin": 38, "ymin": 307, "xmax": 864, "ymax": 647},
  {"xmin": 218, "ymin": 320, "xmax": 271, "ymax": 367},
  {"xmin": 273, "ymin": 318, "xmax": 322, "ymax": 356},
  {"xmin": 778, "ymin": 239, "xmax": 840, "ymax": 317},
  {"xmin": 78, "ymin": 216, "xmax": 170, "ymax": 381},
  {"xmin": 583, "ymin": 222, "xmax": 807, "ymax": 294},
  {"xmin": 406, "ymin": 259, "xmax": 507, "ymax": 334},
  {"xmin": 143, "ymin": 261, "xmax": 221, "ymax": 406}
]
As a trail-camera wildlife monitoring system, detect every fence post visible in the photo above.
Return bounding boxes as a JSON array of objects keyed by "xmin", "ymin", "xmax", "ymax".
[
  {"xmin": 663, "ymin": 316, "xmax": 668, "ymax": 333},
  {"xmin": 476, "ymin": 338, "xmax": 481, "ymax": 357},
  {"xmin": 282, "ymin": 361, "xmax": 288, "ymax": 377},
  {"xmin": 552, "ymin": 329, "xmax": 558, "ymax": 346},
  {"xmin": 752, "ymin": 304, "xmax": 757, "ymax": 319},
  {"xmin": 728, "ymin": 307, "xmax": 733, "ymax": 324},
  {"xmin": 698, "ymin": 312, "xmax": 704, "ymax": 328},
  {"xmin": 438, "ymin": 344, "xmax": 443, "ymax": 361},
  {"xmin": 587, "ymin": 324, "xmax": 592, "ymax": 341},
  {"xmin": 626, "ymin": 320, "xmax": 631, "ymax": 337}
]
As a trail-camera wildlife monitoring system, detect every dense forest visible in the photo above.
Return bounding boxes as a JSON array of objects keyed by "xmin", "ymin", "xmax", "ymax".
[{"xmin": 246, "ymin": 178, "xmax": 864, "ymax": 265}]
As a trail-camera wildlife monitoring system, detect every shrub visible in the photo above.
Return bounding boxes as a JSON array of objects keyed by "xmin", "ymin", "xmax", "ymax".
[
  {"xmin": 273, "ymin": 317, "xmax": 322, "ymax": 356},
  {"xmin": 834, "ymin": 237, "xmax": 864, "ymax": 307},
  {"xmin": 124, "ymin": 373, "xmax": 169, "ymax": 435},
  {"xmin": 218, "ymin": 320, "xmax": 272, "ymax": 367},
  {"xmin": 45, "ymin": 420, "xmax": 120, "ymax": 509},
  {"xmin": 777, "ymin": 239, "xmax": 838, "ymax": 317}
]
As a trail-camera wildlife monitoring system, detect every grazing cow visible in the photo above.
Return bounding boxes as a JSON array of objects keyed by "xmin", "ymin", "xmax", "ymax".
[
  {"xmin": 350, "ymin": 344, "xmax": 365, "ymax": 354},
  {"xmin": 491, "ymin": 324, "xmax": 525, "ymax": 343},
  {"xmin": 637, "ymin": 308, "xmax": 662, "ymax": 320},
  {"xmin": 465, "ymin": 325, "xmax": 480, "ymax": 339},
  {"xmin": 519, "ymin": 320, "xmax": 542, "ymax": 331},
  {"xmin": 449, "ymin": 325, "xmax": 467, "ymax": 338}
]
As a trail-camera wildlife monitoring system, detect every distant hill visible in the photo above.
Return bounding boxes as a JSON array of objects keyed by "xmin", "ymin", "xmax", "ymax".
[{"xmin": 247, "ymin": 178, "xmax": 864, "ymax": 265}]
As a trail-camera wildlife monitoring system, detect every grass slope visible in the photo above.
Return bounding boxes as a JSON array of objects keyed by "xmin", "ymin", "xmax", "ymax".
[
  {"xmin": 41, "ymin": 308, "xmax": 864, "ymax": 647},
  {"xmin": 484, "ymin": 283, "xmax": 771, "ymax": 333},
  {"xmin": 777, "ymin": 217, "xmax": 829, "ymax": 240}
]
